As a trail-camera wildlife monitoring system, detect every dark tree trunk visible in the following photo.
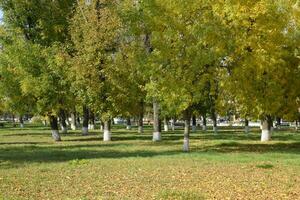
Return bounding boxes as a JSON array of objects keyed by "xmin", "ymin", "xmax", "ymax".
[
  {"xmin": 82, "ymin": 105, "xmax": 89, "ymax": 135},
  {"xmin": 19, "ymin": 116, "xmax": 24, "ymax": 128},
  {"xmin": 211, "ymin": 112, "xmax": 217, "ymax": 134},
  {"xmin": 192, "ymin": 115, "xmax": 197, "ymax": 132},
  {"xmin": 49, "ymin": 115, "xmax": 61, "ymax": 141},
  {"xmin": 245, "ymin": 118, "xmax": 249, "ymax": 133},
  {"xmin": 202, "ymin": 114, "xmax": 207, "ymax": 131},
  {"xmin": 89, "ymin": 111, "xmax": 95, "ymax": 130},
  {"xmin": 59, "ymin": 109, "xmax": 67, "ymax": 134},
  {"xmin": 126, "ymin": 117, "xmax": 131, "ymax": 130}
]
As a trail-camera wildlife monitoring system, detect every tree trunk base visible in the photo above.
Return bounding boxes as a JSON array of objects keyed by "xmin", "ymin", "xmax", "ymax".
[
  {"xmin": 192, "ymin": 126, "xmax": 196, "ymax": 132},
  {"xmin": 89, "ymin": 124, "xmax": 95, "ymax": 130},
  {"xmin": 153, "ymin": 132, "xmax": 161, "ymax": 141},
  {"xmin": 164, "ymin": 125, "xmax": 169, "ymax": 132},
  {"xmin": 71, "ymin": 124, "xmax": 76, "ymax": 131},
  {"xmin": 126, "ymin": 125, "xmax": 131, "ymax": 130},
  {"xmin": 61, "ymin": 126, "xmax": 68, "ymax": 134},
  {"xmin": 51, "ymin": 130, "xmax": 61, "ymax": 141},
  {"xmin": 245, "ymin": 126, "xmax": 250, "ymax": 134},
  {"xmin": 213, "ymin": 126, "xmax": 218, "ymax": 134},
  {"xmin": 138, "ymin": 126, "xmax": 143, "ymax": 134},
  {"xmin": 261, "ymin": 129, "xmax": 271, "ymax": 141},
  {"xmin": 82, "ymin": 127, "xmax": 89, "ymax": 136},
  {"xmin": 202, "ymin": 125, "xmax": 207, "ymax": 131},
  {"xmin": 183, "ymin": 138, "xmax": 189, "ymax": 152},
  {"xmin": 103, "ymin": 130, "xmax": 111, "ymax": 141},
  {"xmin": 20, "ymin": 123, "xmax": 24, "ymax": 128}
]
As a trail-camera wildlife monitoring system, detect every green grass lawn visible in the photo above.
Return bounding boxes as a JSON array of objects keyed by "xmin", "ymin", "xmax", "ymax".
[{"xmin": 0, "ymin": 125, "xmax": 299, "ymax": 200}]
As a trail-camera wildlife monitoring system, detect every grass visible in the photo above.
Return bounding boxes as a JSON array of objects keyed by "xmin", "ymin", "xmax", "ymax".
[{"xmin": 0, "ymin": 125, "xmax": 299, "ymax": 200}]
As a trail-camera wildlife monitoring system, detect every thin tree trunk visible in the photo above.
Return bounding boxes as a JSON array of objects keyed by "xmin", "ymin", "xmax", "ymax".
[
  {"xmin": 153, "ymin": 100, "xmax": 161, "ymax": 141},
  {"xmin": 261, "ymin": 116, "xmax": 272, "ymax": 142},
  {"xmin": 49, "ymin": 115, "xmax": 61, "ymax": 141},
  {"xmin": 59, "ymin": 110, "xmax": 68, "ymax": 134},
  {"xmin": 12, "ymin": 115, "xmax": 16, "ymax": 127},
  {"xmin": 82, "ymin": 105, "xmax": 89, "ymax": 135},
  {"xmin": 103, "ymin": 120, "xmax": 111, "ymax": 141},
  {"xmin": 163, "ymin": 117, "xmax": 169, "ymax": 132},
  {"xmin": 71, "ymin": 112, "xmax": 76, "ymax": 130},
  {"xmin": 245, "ymin": 118, "xmax": 249, "ymax": 134},
  {"xmin": 89, "ymin": 111, "xmax": 95, "ymax": 130},
  {"xmin": 202, "ymin": 114, "xmax": 207, "ymax": 131},
  {"xmin": 171, "ymin": 118, "xmax": 175, "ymax": 131},
  {"xmin": 19, "ymin": 116, "xmax": 24, "ymax": 128},
  {"xmin": 212, "ymin": 112, "xmax": 217, "ymax": 134},
  {"xmin": 138, "ymin": 101, "xmax": 144, "ymax": 134},
  {"xmin": 192, "ymin": 115, "xmax": 197, "ymax": 132},
  {"xmin": 126, "ymin": 117, "xmax": 131, "ymax": 130},
  {"xmin": 276, "ymin": 117, "xmax": 281, "ymax": 130},
  {"xmin": 183, "ymin": 109, "xmax": 191, "ymax": 152}
]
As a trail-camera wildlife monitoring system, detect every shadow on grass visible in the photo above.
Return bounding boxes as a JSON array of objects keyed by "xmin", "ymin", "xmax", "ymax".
[
  {"xmin": 197, "ymin": 141, "xmax": 300, "ymax": 154},
  {"xmin": 0, "ymin": 144, "xmax": 181, "ymax": 165}
]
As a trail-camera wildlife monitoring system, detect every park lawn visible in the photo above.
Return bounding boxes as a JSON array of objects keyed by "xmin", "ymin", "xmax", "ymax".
[{"xmin": 0, "ymin": 125, "xmax": 299, "ymax": 200}]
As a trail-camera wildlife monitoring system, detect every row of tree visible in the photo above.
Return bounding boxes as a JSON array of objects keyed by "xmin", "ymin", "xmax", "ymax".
[{"xmin": 0, "ymin": 0, "xmax": 299, "ymax": 151}]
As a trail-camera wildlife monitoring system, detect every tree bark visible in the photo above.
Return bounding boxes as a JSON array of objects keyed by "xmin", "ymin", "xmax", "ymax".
[
  {"xmin": 89, "ymin": 111, "xmax": 95, "ymax": 130},
  {"xmin": 138, "ymin": 100, "xmax": 144, "ymax": 133},
  {"xmin": 245, "ymin": 118, "xmax": 249, "ymax": 134},
  {"xmin": 71, "ymin": 112, "xmax": 77, "ymax": 130},
  {"xmin": 153, "ymin": 100, "xmax": 161, "ymax": 141},
  {"xmin": 163, "ymin": 117, "xmax": 169, "ymax": 132},
  {"xmin": 103, "ymin": 120, "xmax": 111, "ymax": 141},
  {"xmin": 202, "ymin": 114, "xmax": 207, "ymax": 131},
  {"xmin": 183, "ymin": 109, "xmax": 191, "ymax": 152},
  {"xmin": 261, "ymin": 116, "xmax": 272, "ymax": 142},
  {"xmin": 49, "ymin": 115, "xmax": 61, "ymax": 141},
  {"xmin": 171, "ymin": 118, "xmax": 175, "ymax": 131},
  {"xmin": 192, "ymin": 115, "xmax": 197, "ymax": 132},
  {"xmin": 19, "ymin": 116, "xmax": 24, "ymax": 128},
  {"xmin": 126, "ymin": 117, "xmax": 131, "ymax": 130},
  {"xmin": 59, "ymin": 110, "xmax": 68, "ymax": 134},
  {"xmin": 212, "ymin": 112, "xmax": 217, "ymax": 134},
  {"xmin": 276, "ymin": 117, "xmax": 281, "ymax": 130},
  {"xmin": 82, "ymin": 105, "xmax": 89, "ymax": 135}
]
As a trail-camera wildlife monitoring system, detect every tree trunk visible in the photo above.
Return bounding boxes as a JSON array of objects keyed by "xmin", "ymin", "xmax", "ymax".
[
  {"xmin": 103, "ymin": 120, "xmax": 111, "ymax": 141},
  {"xmin": 163, "ymin": 117, "xmax": 169, "ymax": 132},
  {"xmin": 245, "ymin": 118, "xmax": 249, "ymax": 134},
  {"xmin": 49, "ymin": 116, "xmax": 61, "ymax": 141},
  {"xmin": 82, "ymin": 105, "xmax": 89, "ymax": 135},
  {"xmin": 276, "ymin": 117, "xmax": 281, "ymax": 130},
  {"xmin": 183, "ymin": 109, "xmax": 191, "ymax": 152},
  {"xmin": 153, "ymin": 100, "xmax": 161, "ymax": 141},
  {"xmin": 126, "ymin": 117, "xmax": 131, "ymax": 130},
  {"xmin": 261, "ymin": 116, "xmax": 272, "ymax": 142},
  {"xmin": 12, "ymin": 115, "xmax": 16, "ymax": 127},
  {"xmin": 71, "ymin": 112, "xmax": 76, "ymax": 130},
  {"xmin": 76, "ymin": 114, "xmax": 81, "ymax": 127},
  {"xmin": 192, "ymin": 115, "xmax": 197, "ymax": 132},
  {"xmin": 59, "ymin": 110, "xmax": 68, "ymax": 134},
  {"xmin": 202, "ymin": 114, "xmax": 207, "ymax": 131},
  {"xmin": 19, "ymin": 116, "xmax": 24, "ymax": 128},
  {"xmin": 212, "ymin": 113, "xmax": 217, "ymax": 134},
  {"xmin": 138, "ymin": 101, "xmax": 144, "ymax": 134},
  {"xmin": 89, "ymin": 111, "xmax": 95, "ymax": 130}
]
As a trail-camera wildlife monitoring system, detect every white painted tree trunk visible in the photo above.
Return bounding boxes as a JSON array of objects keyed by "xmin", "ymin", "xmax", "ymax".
[
  {"xmin": 261, "ymin": 120, "xmax": 271, "ymax": 142},
  {"xmin": 153, "ymin": 100, "xmax": 161, "ymax": 141},
  {"xmin": 171, "ymin": 119, "xmax": 175, "ymax": 131},
  {"xmin": 153, "ymin": 132, "xmax": 161, "ymax": 141},
  {"xmin": 89, "ymin": 124, "xmax": 95, "ymax": 130},
  {"xmin": 103, "ymin": 121, "xmax": 111, "ymax": 141},
  {"xmin": 183, "ymin": 111, "xmax": 191, "ymax": 152},
  {"xmin": 100, "ymin": 125, "xmax": 103, "ymax": 131},
  {"xmin": 82, "ymin": 127, "xmax": 88, "ymax": 136},
  {"xmin": 138, "ymin": 126, "xmax": 143, "ymax": 134},
  {"xmin": 51, "ymin": 130, "xmax": 61, "ymax": 141},
  {"xmin": 71, "ymin": 124, "xmax": 76, "ymax": 131},
  {"xmin": 126, "ymin": 125, "xmax": 131, "ymax": 130},
  {"xmin": 202, "ymin": 125, "xmax": 207, "ymax": 131},
  {"xmin": 20, "ymin": 123, "xmax": 24, "ymax": 128},
  {"xmin": 164, "ymin": 124, "xmax": 169, "ymax": 132}
]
